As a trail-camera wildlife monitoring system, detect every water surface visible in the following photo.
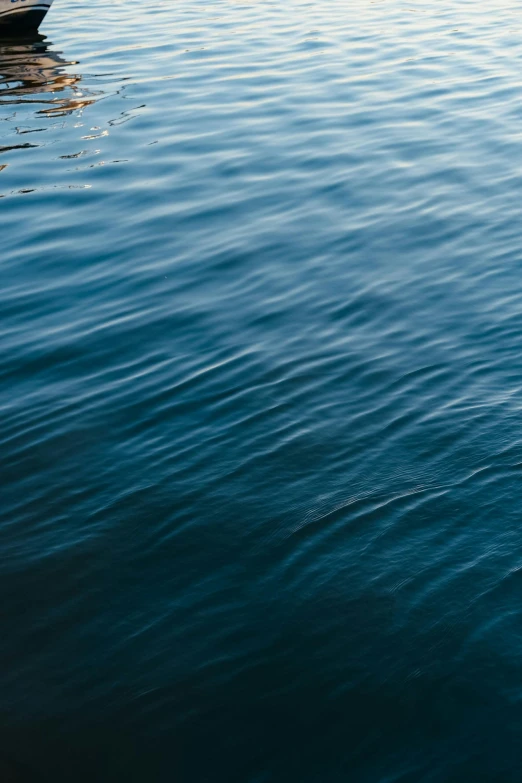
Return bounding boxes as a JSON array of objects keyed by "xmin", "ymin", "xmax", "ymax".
[{"xmin": 3, "ymin": 1, "xmax": 522, "ymax": 780}]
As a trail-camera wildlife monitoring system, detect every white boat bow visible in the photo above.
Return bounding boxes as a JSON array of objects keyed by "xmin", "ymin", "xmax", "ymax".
[{"xmin": 0, "ymin": 0, "xmax": 54, "ymax": 31}]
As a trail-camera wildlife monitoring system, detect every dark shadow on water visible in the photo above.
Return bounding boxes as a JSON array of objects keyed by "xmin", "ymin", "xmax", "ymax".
[
  {"xmin": 0, "ymin": 33, "xmax": 94, "ymax": 115},
  {"xmin": 0, "ymin": 753, "xmax": 46, "ymax": 782}
]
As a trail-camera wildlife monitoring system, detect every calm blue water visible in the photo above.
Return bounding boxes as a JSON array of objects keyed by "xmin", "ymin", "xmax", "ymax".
[{"xmin": 3, "ymin": 1, "xmax": 522, "ymax": 780}]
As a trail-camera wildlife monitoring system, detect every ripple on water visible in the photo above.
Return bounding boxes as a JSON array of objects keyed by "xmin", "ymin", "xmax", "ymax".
[{"xmin": 3, "ymin": 1, "xmax": 522, "ymax": 781}]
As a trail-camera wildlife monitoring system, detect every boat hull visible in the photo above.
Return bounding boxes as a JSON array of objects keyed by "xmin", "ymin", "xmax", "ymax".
[{"xmin": 0, "ymin": 2, "xmax": 53, "ymax": 32}]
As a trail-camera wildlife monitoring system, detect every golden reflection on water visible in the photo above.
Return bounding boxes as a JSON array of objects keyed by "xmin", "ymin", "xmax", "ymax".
[{"xmin": 0, "ymin": 33, "xmax": 96, "ymax": 115}]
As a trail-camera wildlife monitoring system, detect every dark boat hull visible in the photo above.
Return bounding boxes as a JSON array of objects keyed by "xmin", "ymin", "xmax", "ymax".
[{"xmin": 0, "ymin": 4, "xmax": 52, "ymax": 32}]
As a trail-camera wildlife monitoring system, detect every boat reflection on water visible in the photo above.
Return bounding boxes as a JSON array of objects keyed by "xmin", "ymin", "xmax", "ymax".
[{"xmin": 0, "ymin": 33, "xmax": 95, "ymax": 115}]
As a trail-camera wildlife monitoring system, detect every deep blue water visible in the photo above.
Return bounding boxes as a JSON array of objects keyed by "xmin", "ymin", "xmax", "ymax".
[{"xmin": 3, "ymin": 1, "xmax": 522, "ymax": 780}]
